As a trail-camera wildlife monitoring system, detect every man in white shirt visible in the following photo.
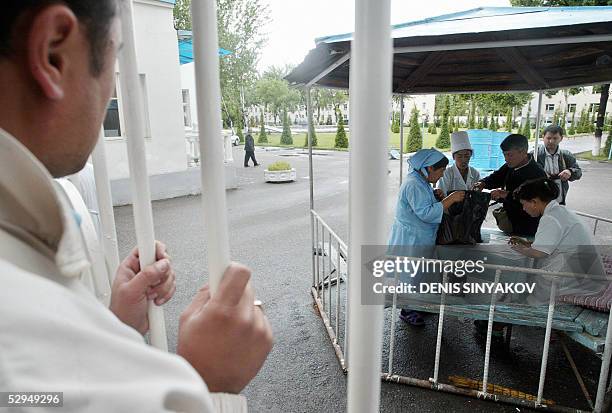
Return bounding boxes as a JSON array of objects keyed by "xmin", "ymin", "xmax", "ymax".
[{"xmin": 0, "ymin": 1, "xmax": 272, "ymax": 411}]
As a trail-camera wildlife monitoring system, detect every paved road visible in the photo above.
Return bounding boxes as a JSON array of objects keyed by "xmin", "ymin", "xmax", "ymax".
[{"xmin": 113, "ymin": 141, "xmax": 611, "ymax": 413}]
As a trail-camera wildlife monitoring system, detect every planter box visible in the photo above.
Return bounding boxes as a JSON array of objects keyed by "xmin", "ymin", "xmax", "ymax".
[{"xmin": 264, "ymin": 168, "xmax": 296, "ymax": 183}]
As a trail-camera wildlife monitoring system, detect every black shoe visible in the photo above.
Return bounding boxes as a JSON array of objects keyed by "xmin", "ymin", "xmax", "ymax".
[
  {"xmin": 244, "ymin": 165, "xmax": 250, "ymax": 168},
  {"xmin": 254, "ymin": 163, "xmax": 260, "ymax": 166}
]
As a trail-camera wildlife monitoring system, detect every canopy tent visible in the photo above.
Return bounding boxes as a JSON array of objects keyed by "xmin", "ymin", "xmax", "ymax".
[
  {"xmin": 286, "ymin": 6, "xmax": 612, "ymax": 413},
  {"xmin": 178, "ymin": 30, "xmax": 231, "ymax": 65},
  {"xmin": 286, "ymin": 6, "xmax": 612, "ymax": 93}
]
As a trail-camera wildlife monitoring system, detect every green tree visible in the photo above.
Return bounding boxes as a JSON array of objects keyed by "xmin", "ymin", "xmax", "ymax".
[
  {"xmin": 174, "ymin": 0, "xmax": 270, "ymax": 129},
  {"xmin": 468, "ymin": 100, "xmax": 476, "ymax": 129},
  {"xmin": 253, "ymin": 68, "xmax": 301, "ymax": 125},
  {"xmin": 391, "ymin": 111, "xmax": 400, "ymax": 133},
  {"xmin": 505, "ymin": 109, "xmax": 513, "ymax": 132},
  {"xmin": 280, "ymin": 109, "xmax": 293, "ymax": 145},
  {"xmin": 237, "ymin": 121, "xmax": 244, "ymax": 143},
  {"xmin": 258, "ymin": 112, "xmax": 268, "ymax": 143},
  {"xmin": 407, "ymin": 107, "xmax": 423, "ymax": 152},
  {"xmin": 304, "ymin": 121, "xmax": 318, "ymax": 147},
  {"xmin": 522, "ymin": 105, "xmax": 532, "ymax": 139},
  {"xmin": 436, "ymin": 97, "xmax": 451, "ymax": 149},
  {"xmin": 568, "ymin": 112, "xmax": 576, "ymax": 135},
  {"xmin": 334, "ymin": 111, "xmax": 348, "ymax": 148}
]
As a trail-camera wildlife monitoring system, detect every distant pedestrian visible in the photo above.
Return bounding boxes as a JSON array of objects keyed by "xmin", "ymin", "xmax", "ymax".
[
  {"xmin": 531, "ymin": 125, "xmax": 582, "ymax": 205},
  {"xmin": 244, "ymin": 130, "xmax": 259, "ymax": 167}
]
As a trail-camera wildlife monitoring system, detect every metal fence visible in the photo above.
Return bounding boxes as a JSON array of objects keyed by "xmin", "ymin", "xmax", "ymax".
[{"xmin": 311, "ymin": 209, "xmax": 612, "ymax": 413}]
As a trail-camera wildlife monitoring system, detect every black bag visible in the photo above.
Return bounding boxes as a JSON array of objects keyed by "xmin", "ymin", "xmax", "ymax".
[{"xmin": 437, "ymin": 190, "xmax": 491, "ymax": 245}]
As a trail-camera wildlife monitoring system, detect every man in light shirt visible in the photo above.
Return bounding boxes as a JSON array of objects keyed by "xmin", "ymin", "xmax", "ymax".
[
  {"xmin": 532, "ymin": 125, "xmax": 582, "ymax": 205},
  {"xmin": 0, "ymin": 1, "xmax": 272, "ymax": 411}
]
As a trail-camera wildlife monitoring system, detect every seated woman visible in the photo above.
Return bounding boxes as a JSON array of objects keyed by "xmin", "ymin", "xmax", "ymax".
[
  {"xmin": 389, "ymin": 148, "xmax": 465, "ymax": 325},
  {"xmin": 510, "ymin": 178, "xmax": 605, "ymax": 304},
  {"xmin": 437, "ymin": 131, "xmax": 480, "ymax": 196}
]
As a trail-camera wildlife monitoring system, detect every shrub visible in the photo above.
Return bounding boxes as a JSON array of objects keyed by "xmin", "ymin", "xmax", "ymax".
[
  {"xmin": 603, "ymin": 134, "xmax": 611, "ymax": 158},
  {"xmin": 304, "ymin": 120, "xmax": 317, "ymax": 147},
  {"xmin": 258, "ymin": 112, "xmax": 268, "ymax": 143},
  {"xmin": 436, "ymin": 97, "xmax": 451, "ymax": 149},
  {"xmin": 568, "ymin": 112, "xmax": 576, "ymax": 135},
  {"xmin": 391, "ymin": 111, "xmax": 400, "ymax": 133},
  {"xmin": 522, "ymin": 106, "xmax": 531, "ymax": 139},
  {"xmin": 267, "ymin": 161, "xmax": 292, "ymax": 171},
  {"xmin": 468, "ymin": 103, "xmax": 476, "ymax": 129},
  {"xmin": 335, "ymin": 111, "xmax": 348, "ymax": 148},
  {"xmin": 505, "ymin": 109, "xmax": 513, "ymax": 132},
  {"xmin": 280, "ymin": 110, "xmax": 293, "ymax": 145},
  {"xmin": 406, "ymin": 107, "xmax": 423, "ymax": 152}
]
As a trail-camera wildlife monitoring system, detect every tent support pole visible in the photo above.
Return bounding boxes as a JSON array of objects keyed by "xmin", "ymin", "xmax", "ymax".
[
  {"xmin": 307, "ymin": 87, "xmax": 315, "ymax": 288},
  {"xmin": 346, "ymin": 0, "xmax": 391, "ymax": 411},
  {"xmin": 534, "ymin": 91, "xmax": 543, "ymax": 161},
  {"xmin": 399, "ymin": 96, "xmax": 404, "ymax": 186}
]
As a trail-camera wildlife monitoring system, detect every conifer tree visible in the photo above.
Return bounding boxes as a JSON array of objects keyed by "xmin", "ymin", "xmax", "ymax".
[
  {"xmin": 258, "ymin": 112, "xmax": 268, "ymax": 143},
  {"xmin": 280, "ymin": 109, "xmax": 293, "ymax": 145},
  {"xmin": 406, "ymin": 107, "xmax": 423, "ymax": 152}
]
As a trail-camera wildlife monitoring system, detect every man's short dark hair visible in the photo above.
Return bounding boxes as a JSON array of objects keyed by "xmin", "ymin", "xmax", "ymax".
[
  {"xmin": 500, "ymin": 133, "xmax": 528, "ymax": 152},
  {"xmin": 543, "ymin": 125, "xmax": 564, "ymax": 137},
  {"xmin": 0, "ymin": 0, "xmax": 119, "ymax": 75}
]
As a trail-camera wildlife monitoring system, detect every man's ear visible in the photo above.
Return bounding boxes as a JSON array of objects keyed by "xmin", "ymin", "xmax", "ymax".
[{"xmin": 26, "ymin": 5, "xmax": 79, "ymax": 100}]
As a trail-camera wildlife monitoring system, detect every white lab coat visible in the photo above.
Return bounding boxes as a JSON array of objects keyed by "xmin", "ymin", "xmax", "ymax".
[{"xmin": 437, "ymin": 164, "xmax": 481, "ymax": 195}]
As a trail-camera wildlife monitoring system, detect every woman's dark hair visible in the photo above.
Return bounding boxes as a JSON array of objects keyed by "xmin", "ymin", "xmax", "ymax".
[
  {"xmin": 430, "ymin": 157, "xmax": 449, "ymax": 171},
  {"xmin": 514, "ymin": 177, "xmax": 559, "ymax": 202},
  {"xmin": 0, "ymin": 0, "xmax": 119, "ymax": 75}
]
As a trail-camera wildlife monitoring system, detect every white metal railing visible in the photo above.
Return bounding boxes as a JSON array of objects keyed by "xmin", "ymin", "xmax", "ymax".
[
  {"xmin": 311, "ymin": 210, "xmax": 349, "ymax": 368},
  {"xmin": 311, "ymin": 210, "xmax": 612, "ymax": 413},
  {"xmin": 576, "ymin": 212, "xmax": 612, "ymax": 237}
]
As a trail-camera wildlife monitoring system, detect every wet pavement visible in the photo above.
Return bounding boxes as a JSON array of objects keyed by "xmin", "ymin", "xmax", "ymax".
[{"xmin": 113, "ymin": 139, "xmax": 612, "ymax": 412}]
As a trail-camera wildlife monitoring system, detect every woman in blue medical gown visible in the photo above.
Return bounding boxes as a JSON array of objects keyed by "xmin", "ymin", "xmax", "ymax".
[{"xmin": 389, "ymin": 148, "xmax": 465, "ymax": 325}]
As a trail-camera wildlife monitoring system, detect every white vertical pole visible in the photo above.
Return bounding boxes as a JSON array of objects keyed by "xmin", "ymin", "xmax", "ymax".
[
  {"xmin": 117, "ymin": 0, "xmax": 167, "ymax": 350},
  {"xmin": 191, "ymin": 0, "xmax": 231, "ymax": 294},
  {"xmin": 346, "ymin": 0, "xmax": 392, "ymax": 410},
  {"xmin": 594, "ymin": 304, "xmax": 612, "ymax": 412},
  {"xmin": 537, "ymin": 280, "xmax": 558, "ymax": 405},
  {"xmin": 399, "ymin": 96, "xmax": 404, "ymax": 186},
  {"xmin": 534, "ymin": 91, "xmax": 543, "ymax": 161},
  {"xmin": 91, "ymin": 129, "xmax": 121, "ymax": 280},
  {"xmin": 308, "ymin": 87, "xmax": 316, "ymax": 289}
]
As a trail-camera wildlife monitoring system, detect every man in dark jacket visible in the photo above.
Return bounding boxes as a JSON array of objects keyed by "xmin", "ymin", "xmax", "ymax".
[
  {"xmin": 244, "ymin": 131, "xmax": 259, "ymax": 167},
  {"xmin": 531, "ymin": 125, "xmax": 582, "ymax": 205},
  {"xmin": 474, "ymin": 134, "xmax": 546, "ymax": 236}
]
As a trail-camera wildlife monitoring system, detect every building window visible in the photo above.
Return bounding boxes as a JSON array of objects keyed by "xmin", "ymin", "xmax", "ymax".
[
  {"xmin": 182, "ymin": 89, "xmax": 192, "ymax": 127},
  {"xmin": 103, "ymin": 73, "xmax": 151, "ymax": 138},
  {"xmin": 103, "ymin": 86, "xmax": 122, "ymax": 137},
  {"xmin": 545, "ymin": 104, "xmax": 555, "ymax": 112},
  {"xmin": 590, "ymin": 103, "xmax": 600, "ymax": 113},
  {"xmin": 567, "ymin": 103, "xmax": 576, "ymax": 113}
]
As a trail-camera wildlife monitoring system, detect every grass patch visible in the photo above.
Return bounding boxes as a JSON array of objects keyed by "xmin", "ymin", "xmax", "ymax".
[
  {"xmin": 576, "ymin": 150, "xmax": 611, "ymax": 162},
  {"xmin": 253, "ymin": 128, "xmax": 525, "ymax": 152}
]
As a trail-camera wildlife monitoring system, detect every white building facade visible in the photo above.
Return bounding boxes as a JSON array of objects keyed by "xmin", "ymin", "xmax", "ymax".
[{"xmin": 102, "ymin": 0, "xmax": 204, "ymax": 205}]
